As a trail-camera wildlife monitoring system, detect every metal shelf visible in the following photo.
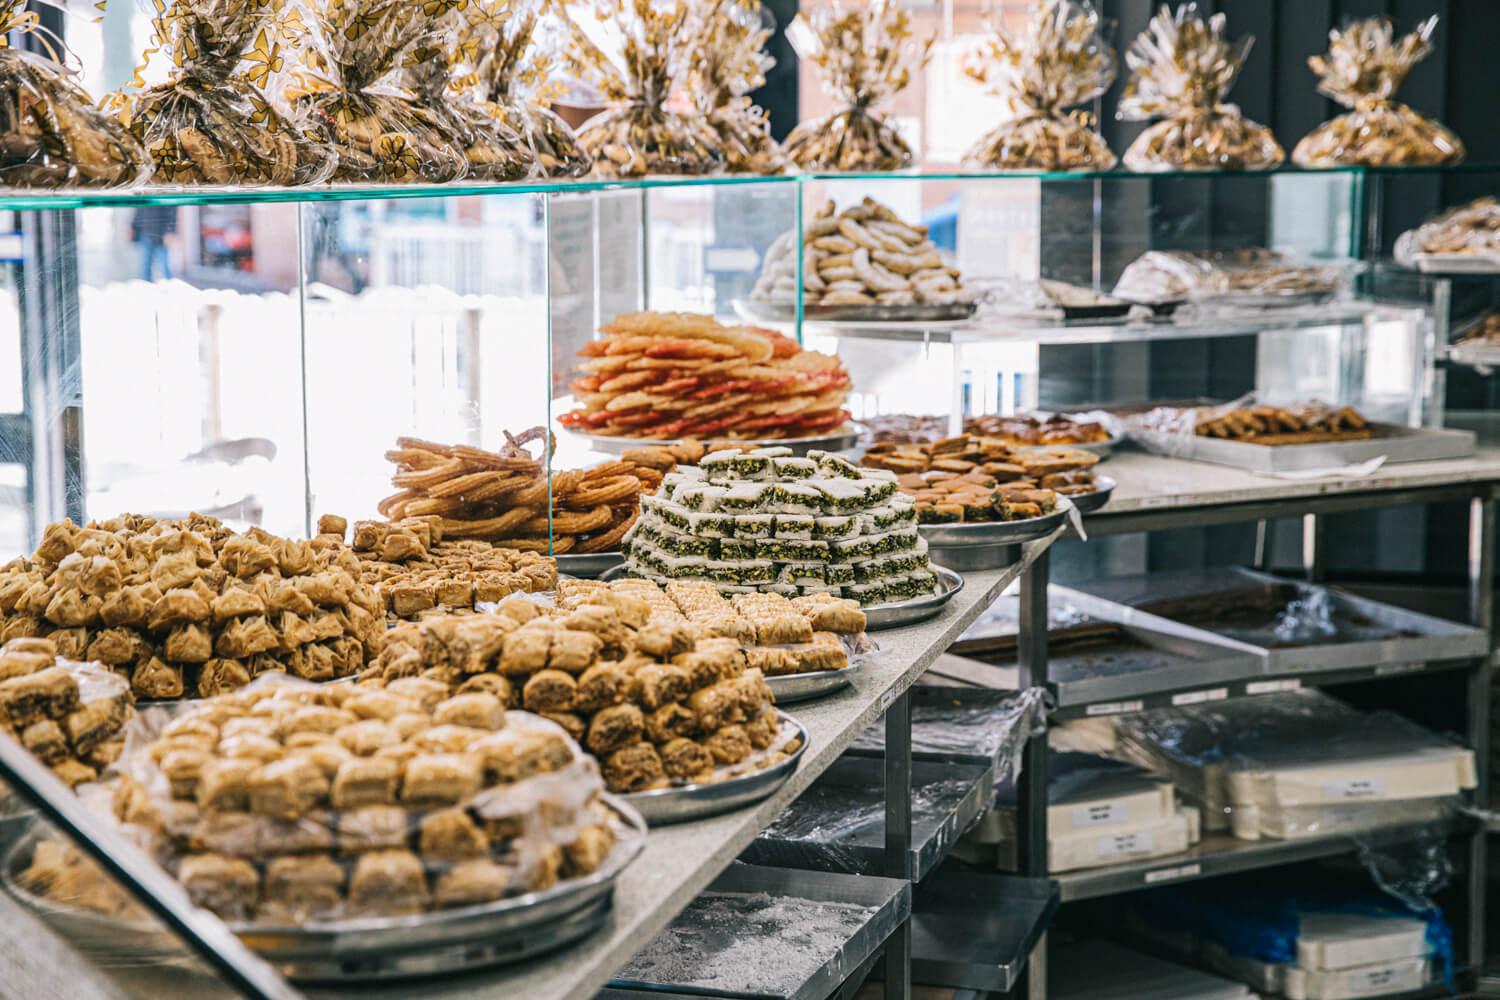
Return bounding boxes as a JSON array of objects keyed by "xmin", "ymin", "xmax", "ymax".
[
  {"xmin": 1054, "ymin": 819, "xmax": 1468, "ymax": 903},
  {"xmin": 908, "ymin": 871, "xmax": 1057, "ymax": 994},
  {"xmin": 741, "ymin": 754, "xmax": 995, "ymax": 883},
  {"xmin": 605, "ymin": 864, "xmax": 910, "ymax": 1000}
]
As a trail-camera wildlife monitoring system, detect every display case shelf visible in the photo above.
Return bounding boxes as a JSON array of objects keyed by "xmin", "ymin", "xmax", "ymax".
[
  {"xmin": 605, "ymin": 863, "xmax": 910, "ymax": 1000},
  {"xmin": 908, "ymin": 870, "xmax": 1057, "ymax": 994}
]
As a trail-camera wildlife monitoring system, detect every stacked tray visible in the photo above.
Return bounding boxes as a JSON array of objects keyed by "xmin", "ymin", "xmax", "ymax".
[{"xmin": 920, "ymin": 498, "xmax": 1073, "ymax": 572}]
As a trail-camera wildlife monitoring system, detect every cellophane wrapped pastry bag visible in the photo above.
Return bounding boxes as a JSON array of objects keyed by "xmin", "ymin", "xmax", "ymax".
[
  {"xmin": 962, "ymin": 0, "xmax": 1117, "ymax": 172},
  {"xmin": 0, "ymin": 0, "xmax": 149, "ymax": 187},
  {"xmin": 691, "ymin": 0, "xmax": 783, "ymax": 175},
  {"xmin": 465, "ymin": 0, "xmax": 591, "ymax": 178},
  {"xmin": 563, "ymin": 0, "xmax": 723, "ymax": 178},
  {"xmin": 116, "ymin": 0, "xmax": 338, "ymax": 185},
  {"xmin": 782, "ymin": 0, "xmax": 932, "ymax": 172},
  {"xmin": 291, "ymin": 0, "xmax": 470, "ymax": 182},
  {"xmin": 1292, "ymin": 16, "xmax": 1463, "ymax": 168},
  {"xmin": 1117, "ymin": 3, "xmax": 1283, "ymax": 172}
]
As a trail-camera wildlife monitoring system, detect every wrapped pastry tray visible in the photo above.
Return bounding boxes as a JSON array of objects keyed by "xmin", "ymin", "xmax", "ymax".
[
  {"xmin": 1445, "ymin": 341, "xmax": 1500, "ymax": 369},
  {"xmin": 554, "ymin": 551, "xmax": 625, "ymax": 579},
  {"xmin": 940, "ymin": 585, "xmax": 1264, "ymax": 711},
  {"xmin": 1067, "ymin": 476, "xmax": 1116, "ymax": 515},
  {"xmin": 1131, "ymin": 422, "xmax": 1475, "ymax": 472},
  {"xmin": 863, "ymin": 565, "xmax": 965, "ymax": 630},
  {"xmin": 2, "ymin": 797, "xmax": 647, "ymax": 982},
  {"xmin": 1077, "ymin": 567, "xmax": 1489, "ymax": 676},
  {"xmin": 606, "ymin": 863, "xmax": 910, "ymax": 1000},
  {"xmin": 734, "ymin": 298, "xmax": 979, "ymax": 325},
  {"xmin": 741, "ymin": 754, "xmax": 995, "ymax": 881},
  {"xmin": 847, "ymin": 686, "xmax": 1047, "ymax": 771},
  {"xmin": 1198, "ymin": 289, "xmax": 1337, "ymax": 309},
  {"xmin": 568, "ymin": 427, "xmax": 859, "ymax": 457},
  {"xmin": 1408, "ymin": 251, "xmax": 1500, "ymax": 274},
  {"xmin": 765, "ymin": 663, "xmax": 859, "ymax": 705},
  {"xmin": 622, "ymin": 715, "xmax": 808, "ymax": 825}
]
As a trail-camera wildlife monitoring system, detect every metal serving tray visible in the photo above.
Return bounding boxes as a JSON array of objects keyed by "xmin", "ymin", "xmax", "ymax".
[
  {"xmin": 766, "ymin": 663, "xmax": 859, "ymax": 705},
  {"xmin": 1410, "ymin": 251, "xmax": 1500, "ymax": 274},
  {"xmin": 741, "ymin": 754, "xmax": 995, "ymax": 882},
  {"xmin": 1068, "ymin": 475, "xmax": 1116, "ymax": 515},
  {"xmin": 1076, "ymin": 567, "xmax": 1490, "ymax": 676},
  {"xmin": 864, "ymin": 565, "xmax": 965, "ymax": 630},
  {"xmin": 921, "ymin": 500, "xmax": 1073, "ymax": 572},
  {"xmin": 734, "ymin": 297, "xmax": 979, "ymax": 325},
  {"xmin": 3, "ymin": 797, "xmax": 646, "ymax": 982},
  {"xmin": 554, "ymin": 551, "xmax": 624, "ymax": 579},
  {"xmin": 909, "ymin": 871, "xmax": 1058, "ymax": 994},
  {"xmin": 606, "ymin": 863, "xmax": 911, "ymax": 1000},
  {"xmin": 1132, "ymin": 422, "xmax": 1476, "ymax": 473},
  {"xmin": 623, "ymin": 716, "xmax": 808, "ymax": 825}
]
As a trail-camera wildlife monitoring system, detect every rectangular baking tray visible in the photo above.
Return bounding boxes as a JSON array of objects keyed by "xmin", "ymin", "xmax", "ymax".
[
  {"xmin": 1075, "ymin": 567, "xmax": 1489, "ymax": 676},
  {"xmin": 908, "ymin": 870, "xmax": 1058, "ymax": 994},
  {"xmin": 740, "ymin": 754, "xmax": 995, "ymax": 883},
  {"xmin": 846, "ymin": 686, "xmax": 1045, "ymax": 769},
  {"xmin": 932, "ymin": 586, "xmax": 1265, "ymax": 710},
  {"xmin": 1131, "ymin": 422, "xmax": 1475, "ymax": 472},
  {"xmin": 606, "ymin": 863, "xmax": 910, "ymax": 1000}
]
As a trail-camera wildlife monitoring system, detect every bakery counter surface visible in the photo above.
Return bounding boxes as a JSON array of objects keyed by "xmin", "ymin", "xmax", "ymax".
[
  {"xmin": 0, "ymin": 533, "xmax": 1061, "ymax": 1000},
  {"xmin": 1087, "ymin": 447, "xmax": 1500, "ymax": 534}
]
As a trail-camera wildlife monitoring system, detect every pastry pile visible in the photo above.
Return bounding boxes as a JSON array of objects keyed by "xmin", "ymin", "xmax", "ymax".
[
  {"xmin": 1394, "ymin": 198, "xmax": 1500, "ymax": 265},
  {"xmin": 751, "ymin": 198, "xmax": 973, "ymax": 310},
  {"xmin": 378, "ymin": 429, "xmax": 679, "ymax": 554},
  {"xmin": 1136, "ymin": 402, "xmax": 1372, "ymax": 445},
  {"xmin": 364, "ymin": 592, "xmax": 808, "ymax": 794},
  {"xmin": 77, "ymin": 677, "xmax": 622, "ymax": 923},
  {"xmin": 623, "ymin": 448, "xmax": 938, "ymax": 606},
  {"xmin": 862, "ymin": 435, "xmax": 1092, "ymax": 523},
  {"xmin": 561, "ymin": 312, "xmax": 852, "ymax": 441},
  {"xmin": 0, "ymin": 637, "xmax": 134, "ymax": 788},
  {"xmin": 331, "ymin": 515, "xmax": 557, "ymax": 621},
  {"xmin": 0, "ymin": 515, "xmax": 382, "ymax": 701},
  {"xmin": 965, "ymin": 414, "xmax": 1112, "ymax": 447},
  {"xmin": 1112, "ymin": 249, "xmax": 1344, "ymax": 304}
]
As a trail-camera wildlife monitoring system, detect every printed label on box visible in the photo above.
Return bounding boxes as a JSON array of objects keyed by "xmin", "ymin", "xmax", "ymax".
[
  {"xmin": 1347, "ymin": 966, "xmax": 1398, "ymax": 993},
  {"xmin": 1097, "ymin": 830, "xmax": 1153, "ymax": 858},
  {"xmin": 1325, "ymin": 777, "xmax": 1387, "ymax": 799},
  {"xmin": 1071, "ymin": 803, "xmax": 1125, "ymax": 828}
]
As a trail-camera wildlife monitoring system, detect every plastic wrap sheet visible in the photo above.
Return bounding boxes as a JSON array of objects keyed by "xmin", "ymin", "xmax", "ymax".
[
  {"xmin": 693, "ymin": 0, "xmax": 784, "ymax": 175},
  {"xmin": 852, "ymin": 686, "xmax": 1047, "ymax": 779},
  {"xmin": 960, "ymin": 0, "xmax": 1116, "ymax": 172},
  {"xmin": 782, "ymin": 0, "xmax": 932, "ymax": 172},
  {"xmin": 1102, "ymin": 689, "xmax": 1476, "ymax": 840},
  {"xmin": 294, "ymin": 0, "xmax": 469, "ymax": 183},
  {"xmin": 1394, "ymin": 197, "xmax": 1500, "ymax": 268},
  {"xmin": 1112, "ymin": 250, "xmax": 1349, "ymax": 307},
  {"xmin": 32, "ymin": 674, "xmax": 641, "ymax": 925},
  {"xmin": 0, "ymin": 644, "xmax": 134, "ymax": 794},
  {"xmin": 118, "ymin": 0, "xmax": 337, "ymax": 186},
  {"xmin": 1116, "ymin": 4, "xmax": 1283, "ymax": 172},
  {"xmin": 563, "ymin": 0, "xmax": 722, "ymax": 178},
  {"xmin": 465, "ymin": 0, "xmax": 590, "ymax": 179},
  {"xmin": 1128, "ymin": 868, "xmax": 1453, "ymax": 988},
  {"xmin": 0, "ymin": 0, "xmax": 149, "ymax": 188},
  {"xmin": 1292, "ymin": 16, "xmax": 1463, "ymax": 168}
]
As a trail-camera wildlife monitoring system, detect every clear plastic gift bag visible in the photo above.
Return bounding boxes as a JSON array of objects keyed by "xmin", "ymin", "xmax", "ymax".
[
  {"xmin": 1292, "ymin": 16, "xmax": 1464, "ymax": 168},
  {"xmin": 1393, "ymin": 198, "xmax": 1500, "ymax": 268},
  {"xmin": 782, "ymin": 0, "xmax": 931, "ymax": 173},
  {"xmin": 692, "ymin": 0, "xmax": 784, "ymax": 176},
  {"xmin": 1117, "ymin": 3, "xmax": 1283, "ymax": 172},
  {"xmin": 405, "ymin": 15, "xmax": 534, "ymax": 183},
  {"xmin": 960, "ymin": 0, "xmax": 1117, "ymax": 172},
  {"xmin": 292, "ymin": 0, "xmax": 469, "ymax": 183},
  {"xmin": 0, "ymin": 0, "xmax": 149, "ymax": 188},
  {"xmin": 466, "ymin": 0, "xmax": 590, "ymax": 178},
  {"xmin": 563, "ymin": 0, "xmax": 723, "ymax": 178},
  {"xmin": 117, "ymin": 0, "xmax": 337, "ymax": 186}
]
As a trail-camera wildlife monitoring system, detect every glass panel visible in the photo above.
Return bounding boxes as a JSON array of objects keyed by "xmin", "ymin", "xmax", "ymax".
[{"xmin": 300, "ymin": 193, "xmax": 552, "ymax": 539}]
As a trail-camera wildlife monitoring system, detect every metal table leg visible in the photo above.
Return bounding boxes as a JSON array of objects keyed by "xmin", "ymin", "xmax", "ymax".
[
  {"xmin": 1015, "ymin": 552, "xmax": 1050, "ymax": 1000},
  {"xmin": 1465, "ymin": 494, "xmax": 1494, "ymax": 986},
  {"xmin": 883, "ymin": 688, "xmax": 913, "ymax": 1000}
]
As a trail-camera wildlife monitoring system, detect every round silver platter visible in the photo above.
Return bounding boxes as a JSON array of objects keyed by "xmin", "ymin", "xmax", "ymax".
[
  {"xmin": 555, "ymin": 551, "xmax": 625, "ymax": 579},
  {"xmin": 3, "ymin": 797, "xmax": 646, "ymax": 983},
  {"xmin": 733, "ymin": 298, "xmax": 979, "ymax": 325},
  {"xmin": 623, "ymin": 715, "xmax": 808, "ymax": 825},
  {"xmin": 919, "ymin": 499, "xmax": 1073, "ymax": 572},
  {"xmin": 1067, "ymin": 476, "xmax": 1116, "ymax": 515},
  {"xmin": 765, "ymin": 663, "xmax": 859, "ymax": 705},
  {"xmin": 863, "ymin": 565, "xmax": 965, "ymax": 631},
  {"xmin": 568, "ymin": 427, "xmax": 859, "ymax": 457},
  {"xmin": 1016, "ymin": 429, "xmax": 1123, "ymax": 458}
]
